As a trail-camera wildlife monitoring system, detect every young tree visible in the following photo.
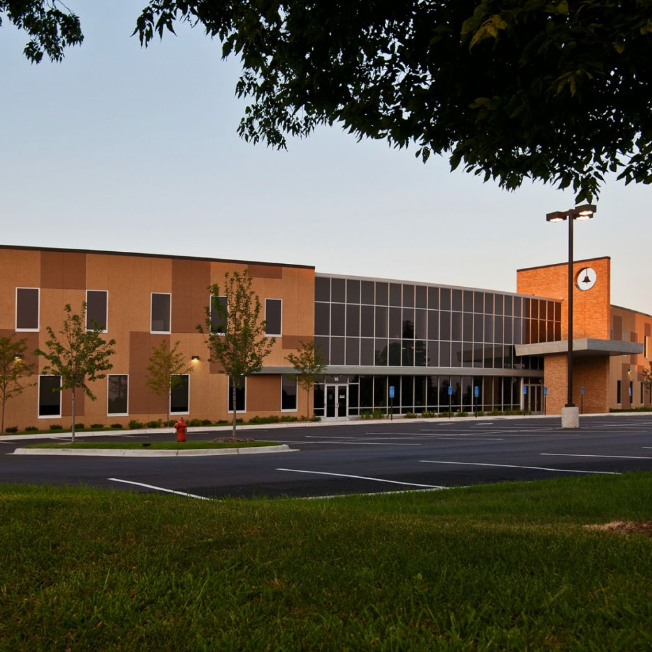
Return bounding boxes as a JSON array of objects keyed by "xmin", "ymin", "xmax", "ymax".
[
  {"xmin": 0, "ymin": 336, "xmax": 36, "ymax": 434},
  {"xmin": 146, "ymin": 340, "xmax": 192, "ymax": 428},
  {"xmin": 285, "ymin": 341, "xmax": 327, "ymax": 419},
  {"xmin": 35, "ymin": 304, "xmax": 116, "ymax": 443},
  {"xmin": 643, "ymin": 362, "xmax": 652, "ymax": 406},
  {"xmin": 198, "ymin": 271, "xmax": 275, "ymax": 438}
]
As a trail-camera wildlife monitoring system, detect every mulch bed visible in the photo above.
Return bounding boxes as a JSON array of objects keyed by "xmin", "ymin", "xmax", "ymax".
[
  {"xmin": 583, "ymin": 521, "xmax": 652, "ymax": 537},
  {"xmin": 210, "ymin": 437, "xmax": 256, "ymax": 443}
]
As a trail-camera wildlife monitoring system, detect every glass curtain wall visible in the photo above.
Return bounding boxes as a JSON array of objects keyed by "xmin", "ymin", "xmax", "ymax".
[{"xmin": 313, "ymin": 276, "xmax": 552, "ymax": 417}]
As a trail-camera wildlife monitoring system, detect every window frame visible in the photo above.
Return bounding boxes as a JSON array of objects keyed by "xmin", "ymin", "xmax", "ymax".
[
  {"xmin": 38, "ymin": 375, "xmax": 61, "ymax": 419},
  {"xmin": 86, "ymin": 289, "xmax": 109, "ymax": 333},
  {"xmin": 107, "ymin": 374, "xmax": 129, "ymax": 417},
  {"xmin": 15, "ymin": 287, "xmax": 40, "ymax": 332},
  {"xmin": 170, "ymin": 374, "xmax": 190, "ymax": 415},
  {"xmin": 281, "ymin": 375, "xmax": 298, "ymax": 412},
  {"xmin": 265, "ymin": 298, "xmax": 283, "ymax": 337},
  {"xmin": 228, "ymin": 376, "xmax": 247, "ymax": 414},
  {"xmin": 210, "ymin": 294, "xmax": 228, "ymax": 335},
  {"xmin": 150, "ymin": 292, "xmax": 172, "ymax": 334}
]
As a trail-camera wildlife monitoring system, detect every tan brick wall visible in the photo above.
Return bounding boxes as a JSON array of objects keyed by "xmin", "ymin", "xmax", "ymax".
[
  {"xmin": 609, "ymin": 306, "xmax": 652, "ymax": 409},
  {"xmin": 517, "ymin": 257, "xmax": 611, "ymax": 339},
  {"xmin": 0, "ymin": 246, "xmax": 315, "ymax": 430}
]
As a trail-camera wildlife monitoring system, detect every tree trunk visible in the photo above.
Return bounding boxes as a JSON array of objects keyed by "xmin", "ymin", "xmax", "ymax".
[
  {"xmin": 71, "ymin": 388, "xmax": 76, "ymax": 444},
  {"xmin": 167, "ymin": 388, "xmax": 171, "ymax": 430},
  {"xmin": 232, "ymin": 381, "xmax": 237, "ymax": 439},
  {"xmin": 306, "ymin": 384, "xmax": 310, "ymax": 420}
]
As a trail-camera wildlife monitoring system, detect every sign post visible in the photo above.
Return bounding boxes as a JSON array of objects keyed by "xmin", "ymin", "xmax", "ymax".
[
  {"xmin": 448, "ymin": 385, "xmax": 453, "ymax": 418},
  {"xmin": 523, "ymin": 384, "xmax": 528, "ymax": 414},
  {"xmin": 544, "ymin": 386, "xmax": 548, "ymax": 415},
  {"xmin": 474, "ymin": 385, "xmax": 480, "ymax": 418},
  {"xmin": 389, "ymin": 385, "xmax": 395, "ymax": 421},
  {"xmin": 581, "ymin": 386, "xmax": 585, "ymax": 414}
]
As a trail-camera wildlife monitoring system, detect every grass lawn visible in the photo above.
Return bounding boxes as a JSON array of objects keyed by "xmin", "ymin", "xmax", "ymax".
[
  {"xmin": 1, "ymin": 474, "xmax": 652, "ymax": 651},
  {"xmin": 23, "ymin": 441, "xmax": 282, "ymax": 450}
]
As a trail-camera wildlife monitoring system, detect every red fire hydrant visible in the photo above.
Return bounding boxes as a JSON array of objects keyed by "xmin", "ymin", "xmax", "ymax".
[{"xmin": 174, "ymin": 417, "xmax": 187, "ymax": 443}]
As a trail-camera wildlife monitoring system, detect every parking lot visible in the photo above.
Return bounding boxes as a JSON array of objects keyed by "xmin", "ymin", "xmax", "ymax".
[{"xmin": 1, "ymin": 414, "xmax": 652, "ymax": 499}]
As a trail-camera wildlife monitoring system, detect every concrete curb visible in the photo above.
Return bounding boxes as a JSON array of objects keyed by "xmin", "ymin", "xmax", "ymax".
[
  {"xmin": 1, "ymin": 411, "xmax": 650, "ymax": 443},
  {"xmin": 12, "ymin": 444, "xmax": 295, "ymax": 457}
]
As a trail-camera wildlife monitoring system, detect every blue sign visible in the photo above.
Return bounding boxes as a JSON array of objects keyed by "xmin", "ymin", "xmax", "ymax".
[
  {"xmin": 581, "ymin": 387, "xmax": 585, "ymax": 395},
  {"xmin": 523, "ymin": 386, "xmax": 528, "ymax": 395},
  {"xmin": 448, "ymin": 386, "xmax": 453, "ymax": 396},
  {"xmin": 544, "ymin": 386, "xmax": 548, "ymax": 396},
  {"xmin": 389, "ymin": 386, "xmax": 395, "ymax": 399},
  {"xmin": 474, "ymin": 386, "xmax": 480, "ymax": 398}
]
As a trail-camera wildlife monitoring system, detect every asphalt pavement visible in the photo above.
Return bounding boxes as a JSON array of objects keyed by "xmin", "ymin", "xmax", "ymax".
[{"xmin": 1, "ymin": 414, "xmax": 652, "ymax": 499}]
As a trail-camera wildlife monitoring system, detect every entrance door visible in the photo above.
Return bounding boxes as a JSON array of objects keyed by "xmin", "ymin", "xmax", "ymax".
[
  {"xmin": 525, "ymin": 384, "xmax": 542, "ymax": 414},
  {"xmin": 325, "ymin": 384, "xmax": 348, "ymax": 418}
]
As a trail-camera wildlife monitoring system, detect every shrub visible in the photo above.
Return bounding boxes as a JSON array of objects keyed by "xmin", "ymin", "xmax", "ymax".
[
  {"xmin": 248, "ymin": 415, "xmax": 280, "ymax": 425},
  {"xmin": 489, "ymin": 410, "xmax": 503, "ymax": 416},
  {"xmin": 455, "ymin": 411, "xmax": 469, "ymax": 418},
  {"xmin": 310, "ymin": 416, "xmax": 321, "ymax": 422},
  {"xmin": 360, "ymin": 410, "xmax": 373, "ymax": 420},
  {"xmin": 201, "ymin": 419, "xmax": 212, "ymax": 426},
  {"xmin": 405, "ymin": 412, "xmax": 418, "ymax": 419},
  {"xmin": 145, "ymin": 420, "xmax": 161, "ymax": 428},
  {"xmin": 372, "ymin": 408, "xmax": 386, "ymax": 419},
  {"xmin": 475, "ymin": 410, "xmax": 485, "ymax": 417},
  {"xmin": 4, "ymin": 426, "xmax": 18, "ymax": 433},
  {"xmin": 110, "ymin": 423, "xmax": 123, "ymax": 429},
  {"xmin": 438, "ymin": 411, "xmax": 453, "ymax": 418},
  {"xmin": 49, "ymin": 424, "xmax": 63, "ymax": 431},
  {"xmin": 188, "ymin": 419, "xmax": 202, "ymax": 427},
  {"xmin": 128, "ymin": 420, "xmax": 144, "ymax": 430},
  {"xmin": 25, "ymin": 426, "xmax": 38, "ymax": 432},
  {"xmin": 90, "ymin": 423, "xmax": 104, "ymax": 430},
  {"xmin": 422, "ymin": 411, "xmax": 436, "ymax": 418},
  {"xmin": 75, "ymin": 423, "xmax": 85, "ymax": 430},
  {"xmin": 280, "ymin": 415, "xmax": 298, "ymax": 422}
]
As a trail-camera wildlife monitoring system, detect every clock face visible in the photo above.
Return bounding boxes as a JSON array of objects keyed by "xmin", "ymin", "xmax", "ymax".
[{"xmin": 576, "ymin": 267, "xmax": 597, "ymax": 291}]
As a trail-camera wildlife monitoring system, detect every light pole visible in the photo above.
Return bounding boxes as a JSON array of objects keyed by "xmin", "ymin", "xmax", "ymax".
[{"xmin": 546, "ymin": 204, "xmax": 596, "ymax": 428}]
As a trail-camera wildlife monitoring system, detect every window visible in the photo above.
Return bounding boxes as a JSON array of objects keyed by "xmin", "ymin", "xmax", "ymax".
[
  {"xmin": 617, "ymin": 380, "xmax": 622, "ymax": 404},
  {"xmin": 151, "ymin": 293, "xmax": 171, "ymax": 333},
  {"xmin": 86, "ymin": 290, "xmax": 108, "ymax": 331},
  {"xmin": 16, "ymin": 288, "xmax": 39, "ymax": 331},
  {"xmin": 39, "ymin": 376, "xmax": 61, "ymax": 417},
  {"xmin": 228, "ymin": 376, "xmax": 246, "ymax": 413},
  {"xmin": 282, "ymin": 375, "xmax": 298, "ymax": 411},
  {"xmin": 107, "ymin": 375, "xmax": 128, "ymax": 415},
  {"xmin": 265, "ymin": 298, "xmax": 282, "ymax": 336},
  {"xmin": 170, "ymin": 374, "xmax": 189, "ymax": 414},
  {"xmin": 210, "ymin": 295, "xmax": 228, "ymax": 334}
]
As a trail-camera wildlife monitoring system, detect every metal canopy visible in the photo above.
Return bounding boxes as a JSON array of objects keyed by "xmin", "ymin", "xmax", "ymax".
[{"xmin": 515, "ymin": 338, "xmax": 643, "ymax": 358}]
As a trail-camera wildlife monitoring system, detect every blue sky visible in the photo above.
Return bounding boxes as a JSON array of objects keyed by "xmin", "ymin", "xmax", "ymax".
[{"xmin": 1, "ymin": 1, "xmax": 650, "ymax": 314}]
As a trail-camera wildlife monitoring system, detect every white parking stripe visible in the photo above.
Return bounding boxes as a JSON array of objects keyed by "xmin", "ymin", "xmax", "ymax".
[
  {"xmin": 276, "ymin": 468, "xmax": 445, "ymax": 488},
  {"xmin": 307, "ymin": 441, "xmax": 422, "ymax": 446},
  {"xmin": 541, "ymin": 453, "xmax": 652, "ymax": 460},
  {"xmin": 419, "ymin": 461, "xmax": 620, "ymax": 475},
  {"xmin": 108, "ymin": 478, "xmax": 212, "ymax": 500}
]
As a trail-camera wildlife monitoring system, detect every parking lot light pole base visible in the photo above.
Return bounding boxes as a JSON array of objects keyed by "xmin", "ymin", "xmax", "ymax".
[{"xmin": 561, "ymin": 406, "xmax": 580, "ymax": 429}]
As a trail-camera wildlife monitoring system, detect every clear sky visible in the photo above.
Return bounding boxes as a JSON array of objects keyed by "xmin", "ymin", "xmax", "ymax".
[{"xmin": 1, "ymin": 1, "xmax": 650, "ymax": 314}]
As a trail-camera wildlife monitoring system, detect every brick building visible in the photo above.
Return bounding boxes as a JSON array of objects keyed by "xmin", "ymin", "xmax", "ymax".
[{"xmin": 0, "ymin": 245, "xmax": 648, "ymax": 430}]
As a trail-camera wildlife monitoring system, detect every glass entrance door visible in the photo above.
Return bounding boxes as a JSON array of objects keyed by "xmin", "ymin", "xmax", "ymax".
[
  {"xmin": 525, "ymin": 384, "xmax": 542, "ymax": 414},
  {"xmin": 325, "ymin": 384, "xmax": 348, "ymax": 418}
]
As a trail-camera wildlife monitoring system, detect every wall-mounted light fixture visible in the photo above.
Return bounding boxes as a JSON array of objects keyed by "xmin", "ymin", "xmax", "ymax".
[{"xmin": 191, "ymin": 355, "xmax": 201, "ymax": 361}]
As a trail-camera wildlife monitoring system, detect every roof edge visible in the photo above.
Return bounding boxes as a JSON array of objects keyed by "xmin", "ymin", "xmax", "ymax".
[
  {"xmin": 516, "ymin": 256, "xmax": 610, "ymax": 273},
  {"xmin": 0, "ymin": 243, "xmax": 314, "ymax": 271}
]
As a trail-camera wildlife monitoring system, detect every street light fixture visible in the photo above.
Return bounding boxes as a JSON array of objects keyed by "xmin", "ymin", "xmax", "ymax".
[{"xmin": 546, "ymin": 203, "xmax": 597, "ymax": 428}]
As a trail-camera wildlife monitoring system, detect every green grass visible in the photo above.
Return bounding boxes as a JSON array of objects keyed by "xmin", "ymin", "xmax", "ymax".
[
  {"xmin": 1, "ymin": 474, "xmax": 652, "ymax": 650},
  {"xmin": 23, "ymin": 440, "xmax": 282, "ymax": 450}
]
